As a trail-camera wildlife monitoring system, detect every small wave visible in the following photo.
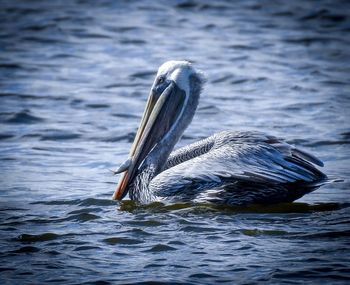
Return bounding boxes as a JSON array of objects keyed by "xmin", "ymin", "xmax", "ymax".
[
  {"xmin": 126, "ymin": 228, "xmax": 155, "ymax": 237},
  {"xmin": 2, "ymin": 110, "xmax": 44, "ymax": 124},
  {"xmin": 21, "ymin": 36, "xmax": 68, "ymax": 45},
  {"xmin": 104, "ymin": 82, "xmax": 147, "ymax": 88},
  {"xmin": 129, "ymin": 70, "xmax": 155, "ymax": 80},
  {"xmin": 0, "ymin": 63, "xmax": 22, "ymax": 69},
  {"xmin": 189, "ymin": 273, "xmax": 217, "ymax": 280},
  {"xmin": 104, "ymin": 25, "xmax": 140, "ymax": 33},
  {"xmin": 17, "ymin": 233, "xmax": 59, "ymax": 242},
  {"xmin": 283, "ymin": 36, "xmax": 347, "ymax": 45},
  {"xmin": 223, "ymin": 202, "xmax": 344, "ymax": 213},
  {"xmin": 65, "ymin": 213, "xmax": 100, "ymax": 222},
  {"xmin": 144, "ymin": 264, "xmax": 165, "ymax": 269},
  {"xmin": 40, "ymin": 130, "xmax": 81, "ymax": 141},
  {"xmin": 68, "ymin": 208, "xmax": 103, "ymax": 215},
  {"xmin": 300, "ymin": 9, "xmax": 347, "ymax": 23},
  {"xmin": 271, "ymin": 268, "xmax": 350, "ymax": 281},
  {"xmin": 225, "ymin": 44, "xmax": 259, "ymax": 51},
  {"xmin": 73, "ymin": 246, "xmax": 101, "ymax": 251},
  {"xmin": 213, "ymin": 95, "xmax": 253, "ymax": 102},
  {"xmin": 341, "ymin": 131, "xmax": 350, "ymax": 139},
  {"xmin": 210, "ymin": 73, "xmax": 233, "ymax": 84},
  {"xmin": 176, "ymin": 1, "xmax": 198, "ymax": 9},
  {"xmin": 176, "ymin": 2, "xmax": 231, "ymax": 11},
  {"xmin": 78, "ymin": 198, "xmax": 116, "ymax": 207},
  {"xmin": 2, "ymin": 7, "xmax": 45, "ymax": 15},
  {"xmin": 50, "ymin": 53, "xmax": 83, "ymax": 59},
  {"xmin": 85, "ymin": 103, "xmax": 110, "ymax": 109},
  {"xmin": 31, "ymin": 198, "xmax": 116, "ymax": 206},
  {"xmin": 123, "ymin": 218, "xmax": 166, "ymax": 227},
  {"xmin": 118, "ymin": 200, "xmax": 193, "ymax": 213},
  {"xmin": 296, "ymin": 230, "xmax": 350, "ymax": 239},
  {"xmin": 231, "ymin": 77, "xmax": 249, "ymax": 85},
  {"xmin": 11, "ymin": 246, "xmax": 40, "ymax": 253},
  {"xmin": 144, "ymin": 244, "xmax": 177, "ymax": 252},
  {"xmin": 240, "ymin": 228, "xmax": 289, "ymax": 237},
  {"xmin": 0, "ymin": 92, "xmax": 67, "ymax": 101},
  {"xmin": 102, "ymin": 237, "xmax": 143, "ymax": 245},
  {"xmin": 202, "ymin": 23, "xmax": 216, "ymax": 30},
  {"xmin": 21, "ymin": 23, "xmax": 56, "ymax": 32},
  {"xmin": 0, "ymin": 133, "xmax": 15, "ymax": 140},
  {"xmin": 271, "ymin": 11, "xmax": 294, "ymax": 17},
  {"xmin": 120, "ymin": 39, "xmax": 146, "ymax": 45},
  {"xmin": 199, "ymin": 3, "xmax": 232, "ymax": 10},
  {"xmin": 102, "ymin": 133, "xmax": 136, "ymax": 143},
  {"xmin": 0, "ymin": 92, "xmax": 36, "ymax": 99},
  {"xmin": 112, "ymin": 113, "xmax": 139, "ymax": 119},
  {"xmin": 197, "ymin": 105, "xmax": 220, "ymax": 115},
  {"xmin": 0, "ymin": 267, "xmax": 15, "ymax": 272},
  {"xmin": 180, "ymin": 225, "xmax": 220, "ymax": 233},
  {"xmin": 22, "ymin": 212, "xmax": 101, "ymax": 224},
  {"xmin": 321, "ymin": 80, "xmax": 348, "ymax": 86},
  {"xmin": 305, "ymin": 140, "xmax": 350, "ymax": 147},
  {"xmin": 75, "ymin": 33, "xmax": 111, "ymax": 39}
]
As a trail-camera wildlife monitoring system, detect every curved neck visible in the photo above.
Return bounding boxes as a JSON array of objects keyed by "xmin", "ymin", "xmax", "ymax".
[{"xmin": 129, "ymin": 77, "xmax": 201, "ymax": 202}]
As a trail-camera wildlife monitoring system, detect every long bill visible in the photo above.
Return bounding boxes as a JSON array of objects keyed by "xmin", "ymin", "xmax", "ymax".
[{"xmin": 112, "ymin": 81, "xmax": 185, "ymax": 200}]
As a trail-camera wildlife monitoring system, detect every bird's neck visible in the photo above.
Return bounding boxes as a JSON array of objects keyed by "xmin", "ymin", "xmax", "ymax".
[
  {"xmin": 129, "ymin": 165, "xmax": 156, "ymax": 203},
  {"xmin": 129, "ymin": 80, "xmax": 201, "ymax": 202}
]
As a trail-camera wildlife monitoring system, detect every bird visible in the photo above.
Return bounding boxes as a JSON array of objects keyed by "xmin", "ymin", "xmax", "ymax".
[{"xmin": 112, "ymin": 60, "xmax": 326, "ymax": 206}]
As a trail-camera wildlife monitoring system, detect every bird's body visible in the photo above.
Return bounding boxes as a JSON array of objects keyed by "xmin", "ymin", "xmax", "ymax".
[
  {"xmin": 113, "ymin": 61, "xmax": 326, "ymax": 205},
  {"xmin": 128, "ymin": 131, "xmax": 325, "ymax": 205}
]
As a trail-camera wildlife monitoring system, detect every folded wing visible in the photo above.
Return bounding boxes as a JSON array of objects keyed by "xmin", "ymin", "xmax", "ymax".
[{"xmin": 150, "ymin": 131, "xmax": 326, "ymax": 200}]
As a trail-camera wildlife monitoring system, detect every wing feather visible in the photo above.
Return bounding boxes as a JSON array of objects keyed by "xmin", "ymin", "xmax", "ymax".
[{"xmin": 151, "ymin": 131, "xmax": 325, "ymax": 198}]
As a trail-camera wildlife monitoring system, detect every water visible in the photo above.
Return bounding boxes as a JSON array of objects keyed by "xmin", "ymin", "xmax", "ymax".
[{"xmin": 0, "ymin": 0, "xmax": 350, "ymax": 284}]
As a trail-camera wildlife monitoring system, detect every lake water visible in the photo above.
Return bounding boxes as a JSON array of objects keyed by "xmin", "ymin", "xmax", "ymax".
[{"xmin": 0, "ymin": 0, "xmax": 350, "ymax": 284}]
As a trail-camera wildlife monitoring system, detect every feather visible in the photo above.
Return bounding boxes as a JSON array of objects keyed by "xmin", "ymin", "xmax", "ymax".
[{"xmin": 150, "ymin": 131, "xmax": 326, "ymax": 204}]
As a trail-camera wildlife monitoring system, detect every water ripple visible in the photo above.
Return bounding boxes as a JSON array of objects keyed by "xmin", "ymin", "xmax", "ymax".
[
  {"xmin": 1, "ymin": 110, "xmax": 44, "ymax": 124},
  {"xmin": 17, "ymin": 233, "xmax": 59, "ymax": 242},
  {"xmin": 1, "ymin": 0, "xmax": 349, "ymax": 284},
  {"xmin": 102, "ymin": 237, "xmax": 143, "ymax": 245}
]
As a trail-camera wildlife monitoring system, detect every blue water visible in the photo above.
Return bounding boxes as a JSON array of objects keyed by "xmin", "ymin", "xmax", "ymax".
[{"xmin": 1, "ymin": 0, "xmax": 350, "ymax": 284}]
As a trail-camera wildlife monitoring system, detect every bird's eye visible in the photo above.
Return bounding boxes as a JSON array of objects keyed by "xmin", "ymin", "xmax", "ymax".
[{"xmin": 158, "ymin": 76, "xmax": 165, "ymax": 84}]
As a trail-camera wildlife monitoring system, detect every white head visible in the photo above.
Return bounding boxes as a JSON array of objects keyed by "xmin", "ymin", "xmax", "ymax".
[{"xmin": 155, "ymin": 60, "xmax": 204, "ymax": 96}]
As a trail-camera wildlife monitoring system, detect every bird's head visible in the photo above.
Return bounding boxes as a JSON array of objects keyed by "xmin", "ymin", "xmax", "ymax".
[{"xmin": 112, "ymin": 60, "xmax": 204, "ymax": 200}]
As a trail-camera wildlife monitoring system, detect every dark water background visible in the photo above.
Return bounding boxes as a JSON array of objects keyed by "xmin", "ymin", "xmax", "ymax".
[{"xmin": 1, "ymin": 0, "xmax": 350, "ymax": 284}]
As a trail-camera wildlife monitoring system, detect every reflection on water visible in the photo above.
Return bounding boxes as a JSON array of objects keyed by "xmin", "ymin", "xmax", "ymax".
[{"xmin": 0, "ymin": 0, "xmax": 349, "ymax": 284}]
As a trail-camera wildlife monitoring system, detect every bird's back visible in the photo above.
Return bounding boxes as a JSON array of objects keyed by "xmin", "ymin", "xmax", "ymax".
[{"xmin": 150, "ymin": 131, "xmax": 326, "ymax": 205}]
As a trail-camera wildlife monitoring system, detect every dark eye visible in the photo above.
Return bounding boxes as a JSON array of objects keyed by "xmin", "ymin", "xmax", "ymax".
[{"xmin": 158, "ymin": 76, "xmax": 165, "ymax": 84}]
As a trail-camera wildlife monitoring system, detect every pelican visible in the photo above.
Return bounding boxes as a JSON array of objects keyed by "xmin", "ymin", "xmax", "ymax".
[{"xmin": 112, "ymin": 60, "xmax": 326, "ymax": 205}]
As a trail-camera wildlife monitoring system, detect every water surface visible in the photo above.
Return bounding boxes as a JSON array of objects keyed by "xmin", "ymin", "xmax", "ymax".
[{"xmin": 1, "ymin": 0, "xmax": 350, "ymax": 284}]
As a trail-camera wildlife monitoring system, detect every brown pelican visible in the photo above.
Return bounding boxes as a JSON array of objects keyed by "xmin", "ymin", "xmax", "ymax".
[{"xmin": 112, "ymin": 60, "xmax": 326, "ymax": 205}]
